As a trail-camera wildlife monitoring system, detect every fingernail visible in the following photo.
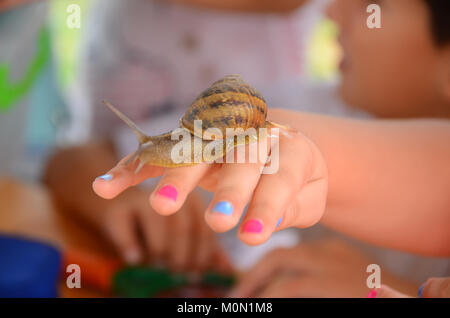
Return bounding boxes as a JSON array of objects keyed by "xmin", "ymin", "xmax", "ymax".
[
  {"xmin": 96, "ymin": 174, "xmax": 112, "ymax": 181},
  {"xmin": 276, "ymin": 218, "xmax": 282, "ymax": 228},
  {"xmin": 124, "ymin": 249, "xmax": 141, "ymax": 264},
  {"xmin": 212, "ymin": 201, "xmax": 233, "ymax": 216},
  {"xmin": 242, "ymin": 219, "xmax": 263, "ymax": 233},
  {"xmin": 157, "ymin": 185, "xmax": 178, "ymax": 201},
  {"xmin": 418, "ymin": 283, "xmax": 425, "ymax": 298},
  {"xmin": 367, "ymin": 289, "xmax": 378, "ymax": 298}
]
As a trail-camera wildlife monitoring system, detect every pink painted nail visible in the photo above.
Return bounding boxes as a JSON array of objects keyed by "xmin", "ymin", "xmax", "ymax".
[
  {"xmin": 157, "ymin": 185, "xmax": 177, "ymax": 201},
  {"xmin": 367, "ymin": 289, "xmax": 378, "ymax": 298},
  {"xmin": 242, "ymin": 219, "xmax": 263, "ymax": 233}
]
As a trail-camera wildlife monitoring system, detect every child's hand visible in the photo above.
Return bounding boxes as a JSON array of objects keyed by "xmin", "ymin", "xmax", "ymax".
[
  {"xmin": 93, "ymin": 113, "xmax": 328, "ymax": 246},
  {"xmin": 228, "ymin": 239, "xmax": 418, "ymax": 298},
  {"xmin": 98, "ymin": 187, "xmax": 230, "ymax": 272},
  {"xmin": 375, "ymin": 278, "xmax": 450, "ymax": 298}
]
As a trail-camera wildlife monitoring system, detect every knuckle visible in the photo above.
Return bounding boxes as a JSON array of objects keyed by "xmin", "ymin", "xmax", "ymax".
[
  {"xmin": 291, "ymin": 134, "xmax": 315, "ymax": 174},
  {"xmin": 285, "ymin": 203, "xmax": 311, "ymax": 228},
  {"xmin": 215, "ymin": 185, "xmax": 244, "ymax": 202},
  {"xmin": 276, "ymin": 166, "xmax": 302, "ymax": 190}
]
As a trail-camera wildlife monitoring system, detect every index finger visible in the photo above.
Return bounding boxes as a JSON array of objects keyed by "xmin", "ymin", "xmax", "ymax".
[{"xmin": 92, "ymin": 153, "xmax": 165, "ymax": 199}]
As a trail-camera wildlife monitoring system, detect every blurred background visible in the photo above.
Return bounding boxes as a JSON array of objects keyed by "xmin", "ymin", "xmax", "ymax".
[
  {"xmin": 0, "ymin": 0, "xmax": 339, "ymax": 181},
  {"xmin": 1, "ymin": 0, "xmax": 447, "ymax": 298}
]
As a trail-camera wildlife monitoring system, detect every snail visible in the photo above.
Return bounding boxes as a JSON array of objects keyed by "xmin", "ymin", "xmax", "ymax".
[{"xmin": 104, "ymin": 74, "xmax": 292, "ymax": 171}]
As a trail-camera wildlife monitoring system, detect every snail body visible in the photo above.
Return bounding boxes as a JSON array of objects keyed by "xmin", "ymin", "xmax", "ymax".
[{"xmin": 104, "ymin": 75, "xmax": 291, "ymax": 170}]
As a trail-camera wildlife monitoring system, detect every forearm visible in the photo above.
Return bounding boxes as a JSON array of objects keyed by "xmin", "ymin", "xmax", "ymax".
[
  {"xmin": 270, "ymin": 109, "xmax": 450, "ymax": 256},
  {"xmin": 43, "ymin": 140, "xmax": 120, "ymax": 227}
]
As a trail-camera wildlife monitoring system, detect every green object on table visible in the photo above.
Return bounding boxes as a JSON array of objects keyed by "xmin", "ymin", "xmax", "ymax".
[
  {"xmin": 113, "ymin": 267, "xmax": 188, "ymax": 298},
  {"xmin": 201, "ymin": 271, "xmax": 235, "ymax": 288},
  {"xmin": 112, "ymin": 267, "xmax": 235, "ymax": 298}
]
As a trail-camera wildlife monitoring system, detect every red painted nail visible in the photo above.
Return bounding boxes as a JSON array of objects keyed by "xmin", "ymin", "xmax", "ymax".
[
  {"xmin": 242, "ymin": 219, "xmax": 263, "ymax": 233},
  {"xmin": 367, "ymin": 289, "xmax": 378, "ymax": 298},
  {"xmin": 157, "ymin": 185, "xmax": 177, "ymax": 201}
]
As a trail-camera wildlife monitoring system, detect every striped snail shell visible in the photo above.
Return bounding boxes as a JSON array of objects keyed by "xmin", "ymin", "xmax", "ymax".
[{"xmin": 181, "ymin": 74, "xmax": 268, "ymax": 140}]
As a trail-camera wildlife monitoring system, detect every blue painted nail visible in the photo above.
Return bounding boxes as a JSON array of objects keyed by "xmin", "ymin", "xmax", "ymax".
[
  {"xmin": 276, "ymin": 218, "xmax": 282, "ymax": 228},
  {"xmin": 97, "ymin": 174, "xmax": 113, "ymax": 181},
  {"xmin": 212, "ymin": 201, "xmax": 233, "ymax": 216},
  {"xmin": 418, "ymin": 283, "xmax": 425, "ymax": 298}
]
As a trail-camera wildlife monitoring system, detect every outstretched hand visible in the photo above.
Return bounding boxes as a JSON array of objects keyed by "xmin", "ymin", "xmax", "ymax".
[{"xmin": 93, "ymin": 111, "xmax": 328, "ymax": 246}]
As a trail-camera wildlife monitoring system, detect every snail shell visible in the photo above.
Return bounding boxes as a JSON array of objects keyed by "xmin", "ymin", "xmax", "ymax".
[
  {"xmin": 181, "ymin": 75, "xmax": 268, "ymax": 140},
  {"xmin": 104, "ymin": 75, "xmax": 291, "ymax": 170}
]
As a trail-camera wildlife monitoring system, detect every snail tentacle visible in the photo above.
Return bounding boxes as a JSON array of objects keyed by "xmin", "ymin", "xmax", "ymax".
[{"xmin": 102, "ymin": 100, "xmax": 151, "ymax": 144}]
